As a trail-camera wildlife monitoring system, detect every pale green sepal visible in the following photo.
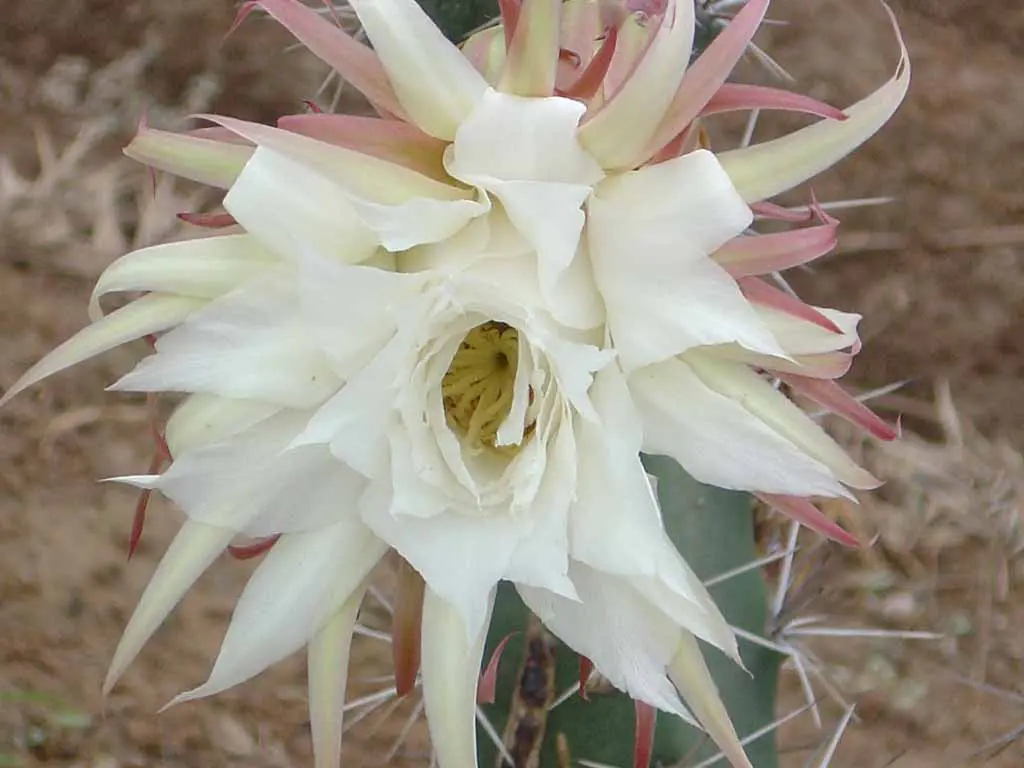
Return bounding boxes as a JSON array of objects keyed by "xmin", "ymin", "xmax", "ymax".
[
  {"xmin": 103, "ymin": 520, "xmax": 235, "ymax": 693},
  {"xmin": 308, "ymin": 583, "xmax": 367, "ymax": 768},
  {"xmin": 668, "ymin": 632, "xmax": 753, "ymax": 768},
  {"xmin": 89, "ymin": 234, "xmax": 276, "ymax": 320},
  {"xmin": 124, "ymin": 128, "xmax": 253, "ymax": 188},
  {"xmin": 421, "ymin": 587, "xmax": 495, "ymax": 768},
  {"xmin": 498, "ymin": 0, "xmax": 561, "ymax": 97}
]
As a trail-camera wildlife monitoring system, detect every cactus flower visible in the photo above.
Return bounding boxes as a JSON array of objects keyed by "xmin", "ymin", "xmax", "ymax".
[{"xmin": 1, "ymin": 1, "xmax": 909, "ymax": 767}]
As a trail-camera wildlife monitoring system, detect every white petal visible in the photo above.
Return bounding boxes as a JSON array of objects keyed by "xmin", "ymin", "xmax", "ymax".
[
  {"xmin": 758, "ymin": 305, "xmax": 861, "ymax": 356},
  {"xmin": 630, "ymin": 357, "xmax": 849, "ymax": 497},
  {"xmin": 298, "ymin": 255, "xmax": 430, "ymax": 380},
  {"xmin": 164, "ymin": 394, "xmax": 280, "ymax": 457},
  {"xmin": 685, "ymin": 352, "xmax": 879, "ymax": 489},
  {"xmin": 225, "ymin": 147, "xmax": 378, "ymax": 265},
  {"xmin": 1, "ymin": 294, "xmax": 202, "ymax": 407},
  {"xmin": 295, "ymin": 329, "xmax": 411, "ymax": 478},
  {"xmin": 571, "ymin": 367, "xmax": 736, "ymax": 655},
  {"xmin": 420, "ymin": 588, "xmax": 494, "ymax": 768},
  {"xmin": 669, "ymin": 633, "xmax": 752, "ymax": 768},
  {"xmin": 400, "ymin": 212, "xmax": 502, "ymax": 274},
  {"xmin": 448, "ymin": 90, "xmax": 602, "ymax": 186},
  {"xmin": 347, "ymin": 0, "xmax": 489, "ymax": 140},
  {"xmin": 112, "ymin": 271, "xmax": 341, "ymax": 409},
  {"xmin": 168, "ymin": 521, "xmax": 386, "ymax": 704},
  {"xmin": 717, "ymin": 7, "xmax": 910, "ymax": 202},
  {"xmin": 89, "ymin": 234, "xmax": 276, "ymax": 321},
  {"xmin": 308, "ymin": 585, "xmax": 366, "ymax": 768},
  {"xmin": 346, "ymin": 189, "xmax": 490, "ymax": 253},
  {"xmin": 525, "ymin": 329, "xmax": 614, "ymax": 422},
  {"xmin": 588, "ymin": 150, "xmax": 780, "ymax": 370},
  {"xmin": 496, "ymin": 324, "xmax": 535, "ymax": 447},
  {"xmin": 519, "ymin": 563, "xmax": 694, "ymax": 718},
  {"xmin": 502, "ymin": 411, "xmax": 579, "ymax": 600},
  {"xmin": 222, "ymin": 134, "xmax": 487, "ymax": 257},
  {"xmin": 138, "ymin": 412, "xmax": 367, "ymax": 535},
  {"xmin": 105, "ymin": 520, "xmax": 235, "ymax": 693},
  {"xmin": 446, "ymin": 90, "xmax": 605, "ymax": 328},
  {"xmin": 360, "ymin": 476, "xmax": 520, "ymax": 642},
  {"xmin": 168, "ymin": 438, "xmax": 364, "ymax": 536}
]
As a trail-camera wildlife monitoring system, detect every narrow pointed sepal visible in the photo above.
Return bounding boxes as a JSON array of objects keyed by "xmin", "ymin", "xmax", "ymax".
[
  {"xmin": 420, "ymin": 587, "xmax": 495, "ymax": 768},
  {"xmin": 308, "ymin": 584, "xmax": 368, "ymax": 768},
  {"xmin": 277, "ymin": 113, "xmax": 448, "ymax": 181},
  {"xmin": 104, "ymin": 520, "xmax": 236, "ymax": 694},
  {"xmin": 1, "ymin": 294, "xmax": 203, "ymax": 407},
  {"xmin": 642, "ymin": 0, "xmax": 769, "ymax": 164},
  {"xmin": 755, "ymin": 493, "xmax": 861, "ymax": 547},
  {"xmin": 124, "ymin": 127, "xmax": 253, "ymax": 188},
  {"xmin": 164, "ymin": 524, "xmax": 387, "ymax": 707},
  {"xmin": 392, "ymin": 557, "xmax": 426, "ymax": 696},
  {"xmin": 498, "ymin": 0, "xmax": 562, "ymax": 97},
  {"xmin": 633, "ymin": 700, "xmax": 657, "ymax": 768},
  {"xmin": 241, "ymin": 0, "xmax": 406, "ymax": 119},
  {"xmin": 88, "ymin": 234, "xmax": 274, "ymax": 320},
  {"xmin": 668, "ymin": 632, "xmax": 753, "ymax": 768}
]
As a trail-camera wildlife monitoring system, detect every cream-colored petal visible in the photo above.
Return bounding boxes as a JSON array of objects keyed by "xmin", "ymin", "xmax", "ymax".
[
  {"xmin": 164, "ymin": 394, "xmax": 280, "ymax": 456},
  {"xmin": 758, "ymin": 305, "xmax": 861, "ymax": 356},
  {"xmin": 685, "ymin": 352, "xmax": 880, "ymax": 489},
  {"xmin": 588, "ymin": 150, "xmax": 777, "ymax": 370},
  {"xmin": 224, "ymin": 147, "xmax": 379, "ymax": 265},
  {"xmin": 519, "ymin": 564, "xmax": 694, "ymax": 718},
  {"xmin": 630, "ymin": 357, "xmax": 849, "ymax": 497},
  {"xmin": 127, "ymin": 413, "xmax": 368, "ymax": 536},
  {"xmin": 111, "ymin": 272, "xmax": 341, "ymax": 409},
  {"xmin": 446, "ymin": 89, "xmax": 604, "ymax": 327},
  {"xmin": 347, "ymin": 0, "xmax": 489, "ymax": 140}
]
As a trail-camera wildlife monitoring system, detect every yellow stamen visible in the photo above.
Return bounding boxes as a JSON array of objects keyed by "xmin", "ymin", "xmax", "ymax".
[{"xmin": 442, "ymin": 321, "xmax": 526, "ymax": 451}]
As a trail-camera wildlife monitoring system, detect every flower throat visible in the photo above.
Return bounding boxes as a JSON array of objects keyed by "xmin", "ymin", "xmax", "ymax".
[{"xmin": 442, "ymin": 321, "xmax": 525, "ymax": 451}]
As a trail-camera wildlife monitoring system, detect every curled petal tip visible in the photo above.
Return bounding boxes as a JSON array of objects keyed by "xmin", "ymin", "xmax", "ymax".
[{"xmin": 718, "ymin": 2, "xmax": 910, "ymax": 202}]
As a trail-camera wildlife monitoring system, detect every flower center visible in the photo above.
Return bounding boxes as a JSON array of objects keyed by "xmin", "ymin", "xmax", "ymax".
[{"xmin": 442, "ymin": 321, "xmax": 528, "ymax": 451}]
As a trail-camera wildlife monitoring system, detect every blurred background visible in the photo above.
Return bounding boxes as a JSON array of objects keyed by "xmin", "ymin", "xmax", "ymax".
[{"xmin": 0, "ymin": 1, "xmax": 1021, "ymax": 765}]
